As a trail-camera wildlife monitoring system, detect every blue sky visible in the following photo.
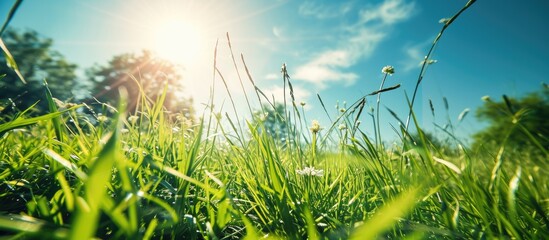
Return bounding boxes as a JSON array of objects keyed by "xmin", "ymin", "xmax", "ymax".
[{"xmin": 2, "ymin": 0, "xmax": 548, "ymax": 142}]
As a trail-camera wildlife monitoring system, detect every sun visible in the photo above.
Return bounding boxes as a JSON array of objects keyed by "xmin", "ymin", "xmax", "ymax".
[{"xmin": 152, "ymin": 20, "xmax": 204, "ymax": 66}]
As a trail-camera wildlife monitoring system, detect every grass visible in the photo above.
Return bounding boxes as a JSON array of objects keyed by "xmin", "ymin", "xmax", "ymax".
[{"xmin": 1, "ymin": 0, "xmax": 549, "ymax": 239}]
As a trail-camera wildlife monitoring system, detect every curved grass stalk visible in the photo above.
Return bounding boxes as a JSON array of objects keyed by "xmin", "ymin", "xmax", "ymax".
[{"xmin": 405, "ymin": 0, "xmax": 477, "ymax": 130}]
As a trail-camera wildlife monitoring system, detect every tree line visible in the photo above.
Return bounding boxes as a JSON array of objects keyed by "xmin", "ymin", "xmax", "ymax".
[{"xmin": 0, "ymin": 28, "xmax": 193, "ymax": 118}]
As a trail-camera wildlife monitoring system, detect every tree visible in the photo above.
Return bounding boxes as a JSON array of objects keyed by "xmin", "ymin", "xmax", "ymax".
[
  {"xmin": 253, "ymin": 103, "xmax": 288, "ymax": 138},
  {"xmin": 87, "ymin": 50, "xmax": 193, "ymax": 117},
  {"xmin": 472, "ymin": 84, "xmax": 549, "ymax": 156},
  {"xmin": 251, "ymin": 103, "xmax": 303, "ymax": 147},
  {"xmin": 0, "ymin": 28, "xmax": 77, "ymax": 114}
]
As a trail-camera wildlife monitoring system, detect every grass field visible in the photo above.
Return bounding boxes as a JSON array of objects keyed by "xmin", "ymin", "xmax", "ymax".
[
  {"xmin": 1, "ymin": 73, "xmax": 548, "ymax": 240},
  {"xmin": 1, "ymin": 0, "xmax": 548, "ymax": 239}
]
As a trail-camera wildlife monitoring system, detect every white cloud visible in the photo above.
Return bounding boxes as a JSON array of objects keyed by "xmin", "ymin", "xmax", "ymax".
[
  {"xmin": 402, "ymin": 45, "xmax": 423, "ymax": 72},
  {"xmin": 311, "ymin": 50, "xmax": 354, "ymax": 67},
  {"xmin": 293, "ymin": 0, "xmax": 415, "ymax": 89},
  {"xmin": 265, "ymin": 73, "xmax": 279, "ymax": 80},
  {"xmin": 359, "ymin": 0, "xmax": 415, "ymax": 25},
  {"xmin": 346, "ymin": 28, "xmax": 385, "ymax": 57},
  {"xmin": 293, "ymin": 50, "xmax": 359, "ymax": 88},
  {"xmin": 272, "ymin": 26, "xmax": 283, "ymax": 38},
  {"xmin": 294, "ymin": 62, "xmax": 359, "ymax": 89},
  {"xmin": 261, "ymin": 85, "xmax": 312, "ymax": 105},
  {"xmin": 400, "ymin": 38, "xmax": 433, "ymax": 72},
  {"xmin": 299, "ymin": 1, "xmax": 353, "ymax": 19}
]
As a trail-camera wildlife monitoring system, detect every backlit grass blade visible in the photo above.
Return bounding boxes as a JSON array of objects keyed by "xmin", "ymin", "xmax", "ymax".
[
  {"xmin": 69, "ymin": 88, "xmax": 126, "ymax": 239},
  {"xmin": 0, "ymin": 214, "xmax": 69, "ymax": 239},
  {"xmin": 226, "ymin": 33, "xmax": 253, "ymax": 115},
  {"xmin": 44, "ymin": 79, "xmax": 64, "ymax": 142},
  {"xmin": 43, "ymin": 148, "xmax": 88, "ymax": 180},
  {"xmin": 0, "ymin": 105, "xmax": 78, "ymax": 136},
  {"xmin": 349, "ymin": 188, "xmax": 419, "ymax": 239},
  {"xmin": 142, "ymin": 218, "xmax": 158, "ymax": 240},
  {"xmin": 457, "ymin": 108, "xmax": 470, "ymax": 122},
  {"xmin": 433, "ymin": 156, "xmax": 462, "ymax": 175},
  {"xmin": 507, "ymin": 167, "xmax": 521, "ymax": 221},
  {"xmin": 69, "ymin": 129, "xmax": 119, "ymax": 240},
  {"xmin": 147, "ymin": 159, "xmax": 221, "ymax": 195},
  {"xmin": 0, "ymin": 0, "xmax": 25, "ymax": 84},
  {"xmin": 56, "ymin": 171, "xmax": 75, "ymax": 211},
  {"xmin": 241, "ymin": 214, "xmax": 263, "ymax": 240},
  {"xmin": 0, "ymin": 37, "xmax": 25, "ymax": 84},
  {"xmin": 303, "ymin": 205, "xmax": 320, "ymax": 240}
]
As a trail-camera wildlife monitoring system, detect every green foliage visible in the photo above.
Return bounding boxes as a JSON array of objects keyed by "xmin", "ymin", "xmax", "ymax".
[
  {"xmin": 0, "ymin": 28, "xmax": 78, "ymax": 114},
  {"xmin": 472, "ymin": 85, "xmax": 549, "ymax": 157},
  {"xmin": 252, "ymin": 103, "xmax": 289, "ymax": 142},
  {"xmin": 87, "ymin": 50, "xmax": 194, "ymax": 117}
]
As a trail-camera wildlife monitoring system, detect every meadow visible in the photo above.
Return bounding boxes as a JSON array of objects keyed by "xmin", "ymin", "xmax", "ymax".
[{"xmin": 1, "ymin": 0, "xmax": 548, "ymax": 239}]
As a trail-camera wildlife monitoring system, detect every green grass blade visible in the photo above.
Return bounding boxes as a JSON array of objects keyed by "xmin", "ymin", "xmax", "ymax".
[
  {"xmin": 349, "ymin": 188, "xmax": 419, "ymax": 239},
  {"xmin": 69, "ymin": 128, "xmax": 119, "ymax": 240},
  {"xmin": 0, "ymin": 106, "xmax": 78, "ymax": 136},
  {"xmin": 304, "ymin": 205, "xmax": 320, "ymax": 240},
  {"xmin": 0, "ymin": 37, "xmax": 25, "ymax": 84},
  {"xmin": 0, "ymin": 0, "xmax": 23, "ymax": 35},
  {"xmin": 0, "ymin": 214, "xmax": 69, "ymax": 239},
  {"xmin": 44, "ymin": 80, "xmax": 64, "ymax": 142},
  {"xmin": 43, "ymin": 148, "xmax": 88, "ymax": 181},
  {"xmin": 142, "ymin": 218, "xmax": 158, "ymax": 240}
]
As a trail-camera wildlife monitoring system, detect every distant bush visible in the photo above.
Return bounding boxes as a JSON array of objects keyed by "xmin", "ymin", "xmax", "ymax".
[{"xmin": 472, "ymin": 84, "xmax": 549, "ymax": 159}]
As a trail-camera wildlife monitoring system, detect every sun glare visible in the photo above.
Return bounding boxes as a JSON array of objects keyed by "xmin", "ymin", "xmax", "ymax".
[{"xmin": 152, "ymin": 20, "xmax": 203, "ymax": 66}]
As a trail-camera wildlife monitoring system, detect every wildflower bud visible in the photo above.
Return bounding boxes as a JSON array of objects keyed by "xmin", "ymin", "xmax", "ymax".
[
  {"xmin": 281, "ymin": 63, "xmax": 287, "ymax": 73},
  {"xmin": 381, "ymin": 65, "xmax": 395, "ymax": 75},
  {"xmin": 53, "ymin": 98, "xmax": 66, "ymax": 109},
  {"xmin": 310, "ymin": 120, "xmax": 322, "ymax": 134},
  {"xmin": 128, "ymin": 115, "xmax": 139, "ymax": 125},
  {"xmin": 259, "ymin": 113, "xmax": 268, "ymax": 122},
  {"xmin": 420, "ymin": 59, "xmax": 438, "ymax": 65},
  {"xmin": 481, "ymin": 96, "xmax": 491, "ymax": 102},
  {"xmin": 300, "ymin": 101, "xmax": 306, "ymax": 107},
  {"xmin": 439, "ymin": 18, "xmax": 451, "ymax": 24},
  {"xmin": 338, "ymin": 124, "xmax": 347, "ymax": 131},
  {"xmin": 97, "ymin": 115, "xmax": 108, "ymax": 123},
  {"xmin": 65, "ymin": 102, "xmax": 78, "ymax": 108}
]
